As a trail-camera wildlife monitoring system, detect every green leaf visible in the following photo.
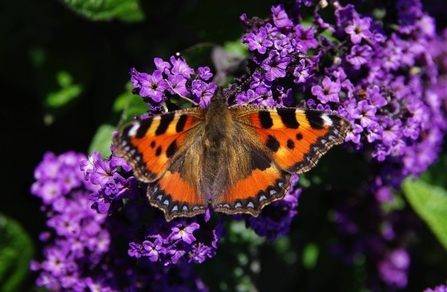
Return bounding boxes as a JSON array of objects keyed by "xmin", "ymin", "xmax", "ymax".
[
  {"xmin": 223, "ymin": 40, "xmax": 249, "ymax": 57},
  {"xmin": 113, "ymin": 83, "xmax": 148, "ymax": 122},
  {"xmin": 402, "ymin": 178, "xmax": 447, "ymax": 251},
  {"xmin": 302, "ymin": 243, "xmax": 319, "ymax": 269},
  {"xmin": 45, "ymin": 71, "xmax": 83, "ymax": 108},
  {"xmin": 420, "ymin": 153, "xmax": 447, "ymax": 189},
  {"xmin": 88, "ymin": 124, "xmax": 115, "ymax": 156},
  {"xmin": 0, "ymin": 214, "xmax": 34, "ymax": 292},
  {"xmin": 60, "ymin": 0, "xmax": 145, "ymax": 22}
]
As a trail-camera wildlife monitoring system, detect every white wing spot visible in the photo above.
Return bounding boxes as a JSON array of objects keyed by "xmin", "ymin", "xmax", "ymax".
[
  {"xmin": 127, "ymin": 123, "xmax": 141, "ymax": 137},
  {"xmin": 321, "ymin": 114, "xmax": 333, "ymax": 126}
]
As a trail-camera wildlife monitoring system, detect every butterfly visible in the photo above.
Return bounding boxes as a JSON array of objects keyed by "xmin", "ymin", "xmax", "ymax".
[{"xmin": 113, "ymin": 89, "xmax": 351, "ymax": 221}]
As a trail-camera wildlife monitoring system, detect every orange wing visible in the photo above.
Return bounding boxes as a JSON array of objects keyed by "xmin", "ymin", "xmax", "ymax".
[
  {"xmin": 211, "ymin": 106, "xmax": 350, "ymax": 217},
  {"xmin": 244, "ymin": 107, "xmax": 351, "ymax": 174},
  {"xmin": 113, "ymin": 108, "xmax": 207, "ymax": 220},
  {"xmin": 213, "ymin": 149, "xmax": 290, "ymax": 217}
]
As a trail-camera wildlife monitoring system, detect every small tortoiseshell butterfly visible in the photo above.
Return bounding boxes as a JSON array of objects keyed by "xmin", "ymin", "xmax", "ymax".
[{"xmin": 113, "ymin": 89, "xmax": 351, "ymax": 221}]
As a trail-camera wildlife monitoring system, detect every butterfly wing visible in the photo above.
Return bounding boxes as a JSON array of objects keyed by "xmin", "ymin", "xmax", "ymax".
[
  {"xmin": 213, "ymin": 146, "xmax": 291, "ymax": 216},
  {"xmin": 243, "ymin": 106, "xmax": 351, "ymax": 173},
  {"xmin": 113, "ymin": 108, "xmax": 209, "ymax": 221},
  {"xmin": 212, "ymin": 105, "xmax": 351, "ymax": 217}
]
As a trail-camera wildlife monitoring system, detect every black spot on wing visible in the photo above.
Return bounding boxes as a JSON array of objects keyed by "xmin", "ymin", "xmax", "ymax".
[
  {"xmin": 155, "ymin": 112, "xmax": 175, "ymax": 135},
  {"xmin": 296, "ymin": 133, "xmax": 303, "ymax": 140},
  {"xmin": 266, "ymin": 135, "xmax": 280, "ymax": 152},
  {"xmin": 166, "ymin": 140, "xmax": 177, "ymax": 158},
  {"xmin": 277, "ymin": 108, "xmax": 299, "ymax": 128},
  {"xmin": 135, "ymin": 119, "xmax": 152, "ymax": 138},
  {"xmin": 176, "ymin": 114, "xmax": 188, "ymax": 132},
  {"xmin": 155, "ymin": 146, "xmax": 162, "ymax": 156},
  {"xmin": 259, "ymin": 111, "xmax": 273, "ymax": 129},
  {"xmin": 286, "ymin": 139, "xmax": 295, "ymax": 149},
  {"xmin": 250, "ymin": 150, "xmax": 271, "ymax": 171},
  {"xmin": 150, "ymin": 141, "xmax": 156, "ymax": 148},
  {"xmin": 305, "ymin": 111, "xmax": 325, "ymax": 130}
]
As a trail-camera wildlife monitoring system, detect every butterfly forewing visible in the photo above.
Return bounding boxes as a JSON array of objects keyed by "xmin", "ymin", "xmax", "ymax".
[
  {"xmin": 114, "ymin": 110, "xmax": 201, "ymax": 181},
  {"xmin": 236, "ymin": 106, "xmax": 350, "ymax": 174}
]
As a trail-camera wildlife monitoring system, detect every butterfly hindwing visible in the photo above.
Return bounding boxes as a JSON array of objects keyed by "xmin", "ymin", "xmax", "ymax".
[
  {"xmin": 149, "ymin": 169, "xmax": 207, "ymax": 221},
  {"xmin": 213, "ymin": 147, "xmax": 291, "ymax": 216}
]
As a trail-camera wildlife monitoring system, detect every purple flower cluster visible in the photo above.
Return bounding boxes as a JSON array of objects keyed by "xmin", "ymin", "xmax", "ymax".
[
  {"xmin": 80, "ymin": 151, "xmax": 137, "ymax": 214},
  {"xmin": 130, "ymin": 56, "xmax": 217, "ymax": 110},
  {"xmin": 238, "ymin": 2, "xmax": 446, "ymax": 188},
  {"xmin": 377, "ymin": 248, "xmax": 410, "ymax": 288},
  {"xmin": 30, "ymin": 152, "xmax": 108, "ymax": 290},
  {"xmin": 127, "ymin": 217, "xmax": 222, "ymax": 265},
  {"xmin": 31, "ymin": 152, "xmax": 208, "ymax": 291}
]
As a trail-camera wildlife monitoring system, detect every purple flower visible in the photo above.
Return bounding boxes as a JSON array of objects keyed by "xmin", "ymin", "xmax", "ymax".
[
  {"xmin": 294, "ymin": 25, "xmax": 318, "ymax": 51},
  {"xmin": 378, "ymin": 249, "xmax": 410, "ymax": 288},
  {"xmin": 130, "ymin": 68, "xmax": 168, "ymax": 103},
  {"xmin": 243, "ymin": 28, "xmax": 273, "ymax": 54},
  {"xmin": 170, "ymin": 56, "xmax": 194, "ymax": 78},
  {"xmin": 154, "ymin": 57, "xmax": 171, "ymax": 74},
  {"xmin": 197, "ymin": 66, "xmax": 213, "ymax": 80},
  {"xmin": 261, "ymin": 51, "xmax": 290, "ymax": 81},
  {"xmin": 167, "ymin": 74, "xmax": 189, "ymax": 97},
  {"xmin": 81, "ymin": 152, "xmax": 137, "ymax": 214},
  {"xmin": 271, "ymin": 5, "xmax": 293, "ymax": 28},
  {"xmin": 380, "ymin": 117, "xmax": 402, "ymax": 146},
  {"xmin": 142, "ymin": 238, "xmax": 166, "ymax": 262},
  {"xmin": 356, "ymin": 100, "xmax": 377, "ymax": 128},
  {"xmin": 191, "ymin": 79, "xmax": 217, "ymax": 108},
  {"xmin": 311, "ymin": 77, "xmax": 341, "ymax": 104},
  {"xmin": 170, "ymin": 221, "xmax": 200, "ymax": 244},
  {"xmin": 293, "ymin": 59, "xmax": 312, "ymax": 84},
  {"xmin": 344, "ymin": 16, "xmax": 373, "ymax": 44},
  {"xmin": 137, "ymin": 70, "xmax": 168, "ymax": 102},
  {"xmin": 346, "ymin": 45, "xmax": 372, "ymax": 69},
  {"xmin": 190, "ymin": 243, "xmax": 214, "ymax": 264}
]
